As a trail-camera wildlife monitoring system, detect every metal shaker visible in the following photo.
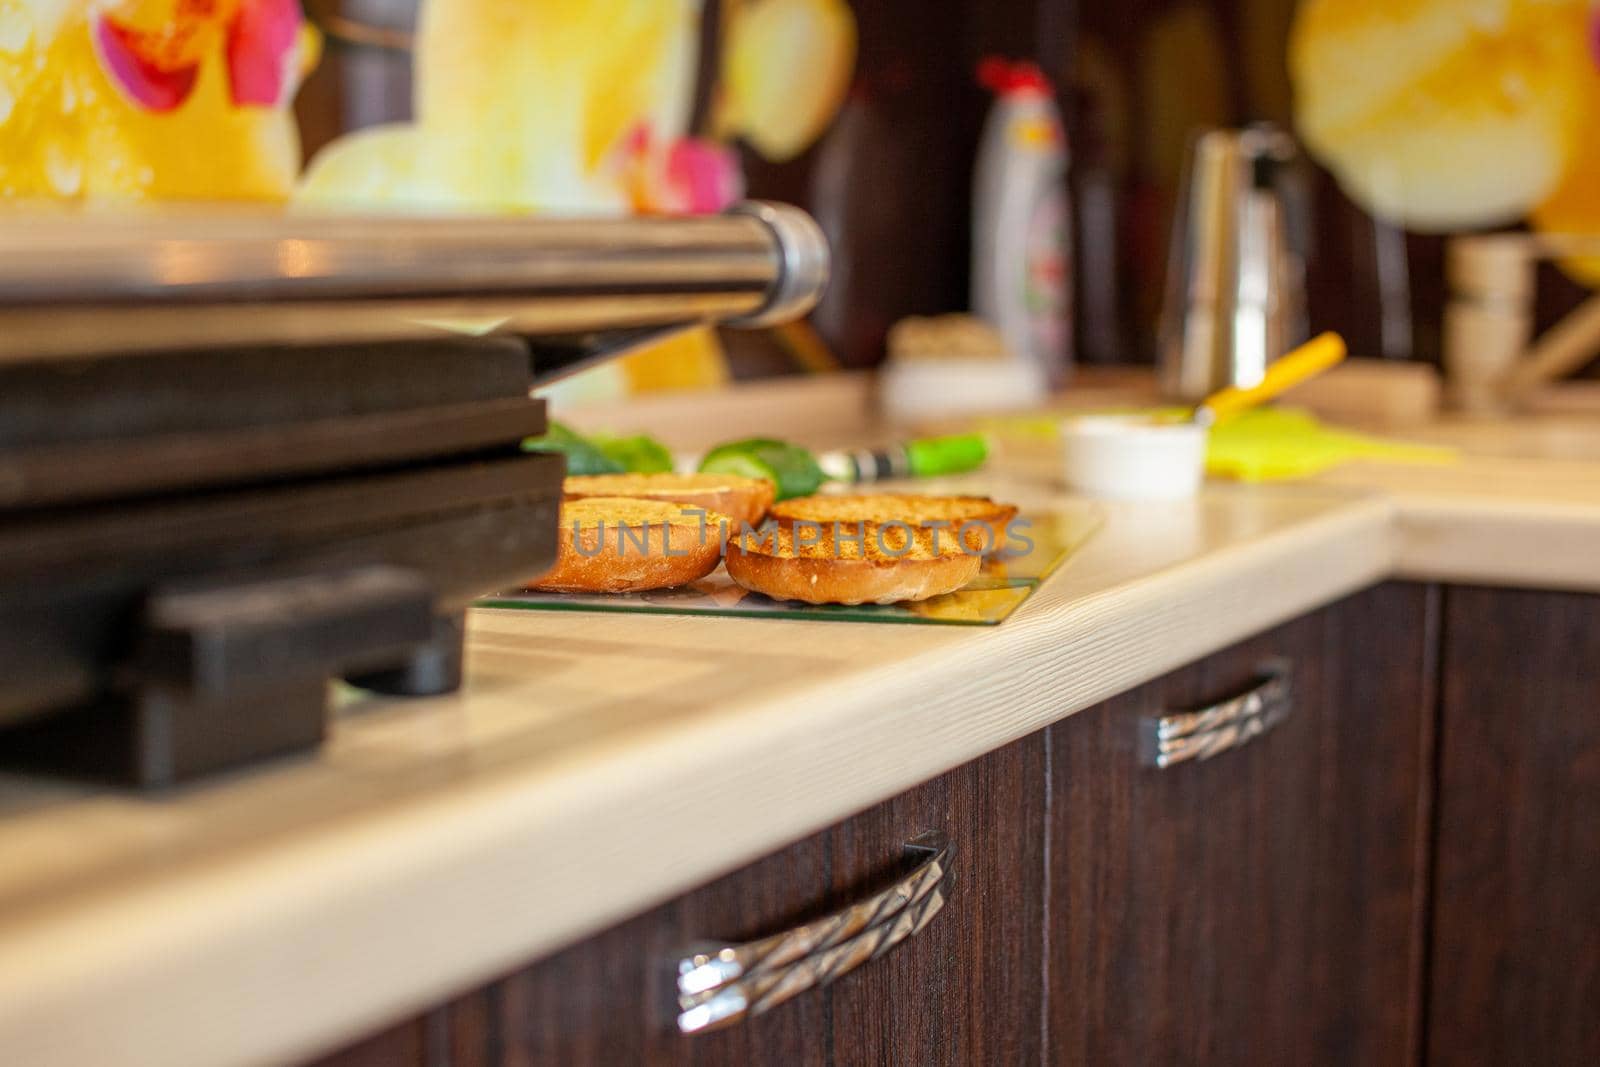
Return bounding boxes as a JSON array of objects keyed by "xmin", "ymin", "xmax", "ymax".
[{"xmin": 1159, "ymin": 125, "xmax": 1308, "ymax": 400}]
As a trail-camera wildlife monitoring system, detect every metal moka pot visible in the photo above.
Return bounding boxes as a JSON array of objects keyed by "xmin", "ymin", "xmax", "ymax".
[{"xmin": 1159, "ymin": 125, "xmax": 1308, "ymax": 400}]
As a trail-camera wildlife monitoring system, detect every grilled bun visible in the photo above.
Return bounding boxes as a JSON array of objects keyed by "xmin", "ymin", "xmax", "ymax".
[
  {"xmin": 563, "ymin": 472, "xmax": 774, "ymax": 527},
  {"xmin": 725, "ymin": 522, "xmax": 981, "ymax": 605},
  {"xmin": 529, "ymin": 497, "xmax": 725, "ymax": 594}
]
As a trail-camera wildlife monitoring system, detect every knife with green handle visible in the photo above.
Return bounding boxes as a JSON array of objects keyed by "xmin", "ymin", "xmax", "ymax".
[
  {"xmin": 815, "ymin": 434, "xmax": 991, "ymax": 483},
  {"xmin": 694, "ymin": 433, "xmax": 990, "ymax": 497}
]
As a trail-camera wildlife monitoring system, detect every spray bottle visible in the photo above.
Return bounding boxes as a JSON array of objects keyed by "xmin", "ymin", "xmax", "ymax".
[{"xmin": 971, "ymin": 57, "xmax": 1072, "ymax": 389}]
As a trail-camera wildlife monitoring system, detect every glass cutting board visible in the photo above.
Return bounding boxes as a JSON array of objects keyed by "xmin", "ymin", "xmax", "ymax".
[{"xmin": 478, "ymin": 503, "xmax": 1104, "ymax": 626}]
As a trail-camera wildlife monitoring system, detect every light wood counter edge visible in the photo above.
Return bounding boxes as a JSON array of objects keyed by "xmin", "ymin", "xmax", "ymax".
[{"xmin": 1391, "ymin": 497, "xmax": 1600, "ymax": 593}]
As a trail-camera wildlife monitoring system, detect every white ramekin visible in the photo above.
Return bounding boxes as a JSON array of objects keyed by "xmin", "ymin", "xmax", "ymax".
[{"xmin": 1059, "ymin": 415, "xmax": 1208, "ymax": 499}]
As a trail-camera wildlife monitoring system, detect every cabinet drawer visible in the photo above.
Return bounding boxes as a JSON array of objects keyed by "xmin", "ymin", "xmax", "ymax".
[
  {"xmin": 1046, "ymin": 582, "xmax": 1434, "ymax": 1066},
  {"xmin": 313, "ymin": 735, "xmax": 1046, "ymax": 1067}
]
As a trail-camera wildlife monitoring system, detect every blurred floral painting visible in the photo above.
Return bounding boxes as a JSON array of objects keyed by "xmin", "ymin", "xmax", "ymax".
[
  {"xmin": 0, "ymin": 0, "xmax": 316, "ymax": 198},
  {"xmin": 1291, "ymin": 0, "xmax": 1600, "ymax": 279},
  {"xmin": 0, "ymin": 0, "xmax": 857, "ymax": 213}
]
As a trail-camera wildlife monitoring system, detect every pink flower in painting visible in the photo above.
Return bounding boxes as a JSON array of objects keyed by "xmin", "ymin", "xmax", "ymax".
[
  {"xmin": 661, "ymin": 138, "xmax": 744, "ymax": 214},
  {"xmin": 225, "ymin": 0, "xmax": 302, "ymax": 105},
  {"xmin": 623, "ymin": 124, "xmax": 745, "ymax": 215},
  {"xmin": 94, "ymin": 0, "xmax": 303, "ymax": 113}
]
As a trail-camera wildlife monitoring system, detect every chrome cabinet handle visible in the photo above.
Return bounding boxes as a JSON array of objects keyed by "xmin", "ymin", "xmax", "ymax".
[
  {"xmin": 1142, "ymin": 661, "xmax": 1292, "ymax": 768},
  {"xmin": 674, "ymin": 832, "xmax": 952, "ymax": 1034}
]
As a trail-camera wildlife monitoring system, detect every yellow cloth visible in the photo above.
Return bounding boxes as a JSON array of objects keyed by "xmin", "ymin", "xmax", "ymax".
[{"xmin": 1206, "ymin": 408, "xmax": 1455, "ymax": 481}]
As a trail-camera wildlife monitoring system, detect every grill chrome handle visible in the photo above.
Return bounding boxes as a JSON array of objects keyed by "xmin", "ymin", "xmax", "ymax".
[
  {"xmin": 1143, "ymin": 661, "xmax": 1292, "ymax": 768},
  {"xmin": 0, "ymin": 203, "xmax": 829, "ymax": 363},
  {"xmin": 674, "ymin": 832, "xmax": 952, "ymax": 1034}
]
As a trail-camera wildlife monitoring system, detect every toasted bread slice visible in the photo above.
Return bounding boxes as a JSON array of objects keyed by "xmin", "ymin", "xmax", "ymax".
[
  {"xmin": 563, "ymin": 472, "xmax": 774, "ymax": 526},
  {"xmin": 725, "ymin": 522, "xmax": 982, "ymax": 605},
  {"xmin": 768, "ymin": 493, "xmax": 1019, "ymax": 554},
  {"xmin": 529, "ymin": 497, "xmax": 724, "ymax": 594}
]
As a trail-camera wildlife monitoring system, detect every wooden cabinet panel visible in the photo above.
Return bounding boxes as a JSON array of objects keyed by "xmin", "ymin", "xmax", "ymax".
[
  {"xmin": 1428, "ymin": 586, "xmax": 1600, "ymax": 1066},
  {"xmin": 827, "ymin": 737, "xmax": 1045, "ymax": 1065},
  {"xmin": 312, "ymin": 734, "xmax": 1046, "ymax": 1067},
  {"xmin": 453, "ymin": 829, "xmax": 834, "ymax": 1067},
  {"xmin": 1045, "ymin": 583, "xmax": 1435, "ymax": 1066},
  {"xmin": 314, "ymin": 582, "xmax": 1442, "ymax": 1067}
]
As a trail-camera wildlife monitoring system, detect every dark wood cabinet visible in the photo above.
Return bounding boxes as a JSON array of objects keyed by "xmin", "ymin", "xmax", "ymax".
[
  {"xmin": 315, "ymin": 581, "xmax": 1598, "ymax": 1067},
  {"xmin": 823, "ymin": 738, "xmax": 1047, "ymax": 1066},
  {"xmin": 317, "ymin": 735, "xmax": 1047, "ymax": 1067},
  {"xmin": 1427, "ymin": 586, "xmax": 1600, "ymax": 1066},
  {"xmin": 1045, "ymin": 582, "xmax": 1436, "ymax": 1066}
]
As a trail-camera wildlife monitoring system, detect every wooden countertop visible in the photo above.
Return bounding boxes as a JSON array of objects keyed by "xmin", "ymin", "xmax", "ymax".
[{"xmin": 1, "ymin": 373, "xmax": 1598, "ymax": 1067}]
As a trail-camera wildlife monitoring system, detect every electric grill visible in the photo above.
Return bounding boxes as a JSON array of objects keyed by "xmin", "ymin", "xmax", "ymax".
[{"xmin": 0, "ymin": 202, "xmax": 828, "ymax": 787}]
